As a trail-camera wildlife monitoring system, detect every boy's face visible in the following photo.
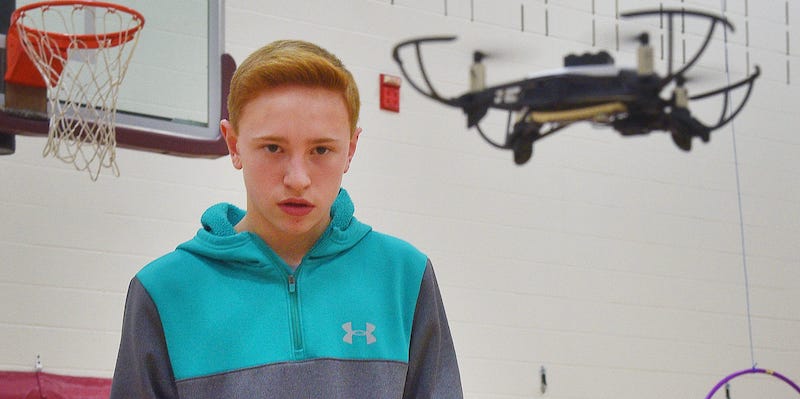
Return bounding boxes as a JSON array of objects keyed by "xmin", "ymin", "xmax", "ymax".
[{"xmin": 221, "ymin": 85, "xmax": 358, "ymax": 244}]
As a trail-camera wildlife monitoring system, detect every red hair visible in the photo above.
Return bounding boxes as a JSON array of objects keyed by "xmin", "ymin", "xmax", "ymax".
[{"xmin": 227, "ymin": 40, "xmax": 360, "ymax": 135}]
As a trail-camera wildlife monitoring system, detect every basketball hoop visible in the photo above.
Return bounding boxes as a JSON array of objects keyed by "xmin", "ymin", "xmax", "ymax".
[{"xmin": 8, "ymin": 0, "xmax": 144, "ymax": 180}]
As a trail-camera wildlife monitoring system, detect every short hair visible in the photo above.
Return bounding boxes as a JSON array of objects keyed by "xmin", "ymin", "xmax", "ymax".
[{"xmin": 226, "ymin": 40, "xmax": 360, "ymax": 135}]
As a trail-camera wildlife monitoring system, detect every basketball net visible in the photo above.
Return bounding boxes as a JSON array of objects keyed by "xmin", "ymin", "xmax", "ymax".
[{"xmin": 10, "ymin": 1, "xmax": 144, "ymax": 180}]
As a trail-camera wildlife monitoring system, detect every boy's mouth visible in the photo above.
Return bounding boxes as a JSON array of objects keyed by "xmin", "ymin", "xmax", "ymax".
[{"xmin": 278, "ymin": 199, "xmax": 314, "ymax": 216}]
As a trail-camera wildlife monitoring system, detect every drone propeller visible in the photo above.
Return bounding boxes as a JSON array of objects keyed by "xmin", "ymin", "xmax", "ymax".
[
  {"xmin": 468, "ymin": 48, "xmax": 518, "ymax": 92},
  {"xmin": 622, "ymin": 8, "xmax": 735, "ymax": 89},
  {"xmin": 600, "ymin": 21, "xmax": 655, "ymax": 54}
]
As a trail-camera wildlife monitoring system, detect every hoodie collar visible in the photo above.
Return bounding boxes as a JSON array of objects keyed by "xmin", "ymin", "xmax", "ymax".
[{"xmin": 178, "ymin": 188, "xmax": 371, "ymax": 268}]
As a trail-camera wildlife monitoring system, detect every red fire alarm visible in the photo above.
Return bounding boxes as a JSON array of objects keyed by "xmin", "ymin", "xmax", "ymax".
[{"xmin": 380, "ymin": 73, "xmax": 401, "ymax": 112}]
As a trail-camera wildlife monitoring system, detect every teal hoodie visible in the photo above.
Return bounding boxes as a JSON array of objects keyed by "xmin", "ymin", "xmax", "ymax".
[{"xmin": 110, "ymin": 189, "xmax": 463, "ymax": 398}]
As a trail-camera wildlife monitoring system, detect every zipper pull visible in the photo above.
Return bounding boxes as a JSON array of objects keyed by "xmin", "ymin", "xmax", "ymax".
[{"xmin": 287, "ymin": 275, "xmax": 297, "ymax": 293}]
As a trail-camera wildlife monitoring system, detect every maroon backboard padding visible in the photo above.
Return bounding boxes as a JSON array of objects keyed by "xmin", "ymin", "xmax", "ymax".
[
  {"xmin": 0, "ymin": 371, "xmax": 111, "ymax": 399},
  {"xmin": 0, "ymin": 53, "xmax": 235, "ymax": 158}
]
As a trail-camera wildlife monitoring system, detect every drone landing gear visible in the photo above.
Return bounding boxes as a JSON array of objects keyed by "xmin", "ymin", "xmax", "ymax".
[
  {"xmin": 509, "ymin": 120, "xmax": 539, "ymax": 165},
  {"xmin": 668, "ymin": 107, "xmax": 711, "ymax": 151}
]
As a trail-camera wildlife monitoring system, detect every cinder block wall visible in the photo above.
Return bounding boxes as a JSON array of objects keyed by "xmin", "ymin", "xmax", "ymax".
[{"xmin": 2, "ymin": 1, "xmax": 798, "ymax": 398}]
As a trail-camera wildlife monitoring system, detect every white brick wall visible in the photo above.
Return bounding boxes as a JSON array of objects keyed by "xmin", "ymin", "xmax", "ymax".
[{"xmin": 2, "ymin": 0, "xmax": 799, "ymax": 397}]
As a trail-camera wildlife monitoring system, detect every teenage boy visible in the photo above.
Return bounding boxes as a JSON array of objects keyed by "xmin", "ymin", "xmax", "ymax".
[{"xmin": 110, "ymin": 40, "xmax": 463, "ymax": 398}]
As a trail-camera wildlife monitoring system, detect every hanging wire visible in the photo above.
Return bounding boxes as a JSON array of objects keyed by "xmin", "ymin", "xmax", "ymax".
[{"xmin": 719, "ymin": 0, "xmax": 756, "ymax": 370}]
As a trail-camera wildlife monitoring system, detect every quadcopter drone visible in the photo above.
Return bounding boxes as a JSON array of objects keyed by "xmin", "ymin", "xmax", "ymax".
[{"xmin": 391, "ymin": 9, "xmax": 761, "ymax": 164}]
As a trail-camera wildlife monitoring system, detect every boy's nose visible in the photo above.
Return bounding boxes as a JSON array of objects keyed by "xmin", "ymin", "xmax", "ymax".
[{"xmin": 283, "ymin": 157, "xmax": 311, "ymax": 191}]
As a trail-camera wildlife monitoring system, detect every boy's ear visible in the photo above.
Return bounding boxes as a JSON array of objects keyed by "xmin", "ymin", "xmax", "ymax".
[
  {"xmin": 220, "ymin": 120, "xmax": 242, "ymax": 169},
  {"xmin": 344, "ymin": 127, "xmax": 361, "ymax": 173}
]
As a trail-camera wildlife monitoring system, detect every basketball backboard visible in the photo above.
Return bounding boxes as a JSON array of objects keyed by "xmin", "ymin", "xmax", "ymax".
[{"xmin": 0, "ymin": 0, "xmax": 231, "ymax": 157}]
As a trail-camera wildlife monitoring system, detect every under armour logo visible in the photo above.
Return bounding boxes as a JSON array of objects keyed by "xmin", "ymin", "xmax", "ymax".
[{"xmin": 342, "ymin": 322, "xmax": 376, "ymax": 345}]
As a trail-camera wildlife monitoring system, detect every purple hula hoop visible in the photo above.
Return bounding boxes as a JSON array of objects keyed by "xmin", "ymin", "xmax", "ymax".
[{"xmin": 705, "ymin": 368, "xmax": 800, "ymax": 399}]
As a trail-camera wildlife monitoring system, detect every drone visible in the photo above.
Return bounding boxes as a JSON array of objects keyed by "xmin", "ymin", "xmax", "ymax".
[{"xmin": 391, "ymin": 9, "xmax": 761, "ymax": 164}]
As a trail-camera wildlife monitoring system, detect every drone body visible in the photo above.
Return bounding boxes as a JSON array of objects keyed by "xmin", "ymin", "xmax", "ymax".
[{"xmin": 392, "ymin": 9, "xmax": 760, "ymax": 164}]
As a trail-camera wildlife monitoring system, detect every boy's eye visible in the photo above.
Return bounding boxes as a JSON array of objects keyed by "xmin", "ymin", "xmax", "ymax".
[
  {"xmin": 313, "ymin": 147, "xmax": 330, "ymax": 155},
  {"xmin": 265, "ymin": 144, "xmax": 280, "ymax": 153}
]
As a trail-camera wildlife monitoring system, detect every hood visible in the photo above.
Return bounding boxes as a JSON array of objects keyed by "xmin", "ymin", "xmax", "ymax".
[{"xmin": 177, "ymin": 189, "xmax": 371, "ymax": 268}]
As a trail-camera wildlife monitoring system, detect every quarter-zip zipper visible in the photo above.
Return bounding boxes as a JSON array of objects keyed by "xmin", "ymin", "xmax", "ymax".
[{"xmin": 287, "ymin": 274, "xmax": 303, "ymax": 354}]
